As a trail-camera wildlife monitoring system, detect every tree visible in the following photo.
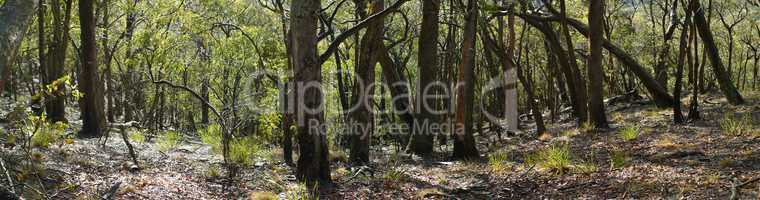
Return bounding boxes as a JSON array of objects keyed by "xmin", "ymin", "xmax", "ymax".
[
  {"xmin": 290, "ymin": 0, "xmax": 330, "ymax": 184},
  {"xmin": 587, "ymin": 0, "xmax": 609, "ymax": 128},
  {"xmin": 691, "ymin": 0, "xmax": 745, "ymax": 105},
  {"xmin": 350, "ymin": 0, "xmax": 385, "ymax": 164},
  {"xmin": 452, "ymin": 0, "xmax": 479, "ymax": 160},
  {"xmin": 559, "ymin": 0, "xmax": 589, "ymax": 124},
  {"xmin": 411, "ymin": 0, "xmax": 439, "ymax": 156},
  {"xmin": 77, "ymin": 0, "xmax": 107, "ymax": 137},
  {"xmin": 672, "ymin": 0, "xmax": 691, "ymax": 124},
  {"xmin": 44, "ymin": 0, "xmax": 74, "ymax": 123},
  {"xmin": 0, "ymin": 0, "xmax": 37, "ymax": 95}
]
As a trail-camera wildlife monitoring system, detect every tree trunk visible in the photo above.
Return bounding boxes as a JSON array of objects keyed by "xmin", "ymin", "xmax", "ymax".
[
  {"xmin": 503, "ymin": 10, "xmax": 519, "ymax": 132},
  {"xmin": 411, "ymin": 0, "xmax": 440, "ymax": 157},
  {"xmin": 291, "ymin": 0, "xmax": 330, "ymax": 184},
  {"xmin": 452, "ymin": 0, "xmax": 479, "ymax": 160},
  {"xmin": 560, "ymin": 0, "xmax": 589, "ymax": 124},
  {"xmin": 587, "ymin": 0, "xmax": 608, "ymax": 128},
  {"xmin": 673, "ymin": 3, "xmax": 691, "ymax": 124},
  {"xmin": 520, "ymin": 14, "xmax": 677, "ymax": 108},
  {"xmin": 77, "ymin": 0, "xmax": 107, "ymax": 137},
  {"xmin": 691, "ymin": 1, "xmax": 744, "ymax": 105},
  {"xmin": 0, "ymin": 0, "xmax": 37, "ymax": 97},
  {"xmin": 45, "ymin": 0, "xmax": 73, "ymax": 123},
  {"xmin": 349, "ymin": 0, "xmax": 384, "ymax": 164}
]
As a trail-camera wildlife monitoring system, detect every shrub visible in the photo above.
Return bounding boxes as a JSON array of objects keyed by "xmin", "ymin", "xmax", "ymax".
[
  {"xmin": 229, "ymin": 136, "xmax": 259, "ymax": 166},
  {"xmin": 31, "ymin": 120, "xmax": 68, "ymax": 148},
  {"xmin": 525, "ymin": 144, "xmax": 572, "ymax": 174},
  {"xmin": 618, "ymin": 125, "xmax": 639, "ymax": 141},
  {"xmin": 199, "ymin": 124, "xmax": 223, "ymax": 152},
  {"xmin": 610, "ymin": 150, "xmax": 629, "ymax": 169},
  {"xmin": 157, "ymin": 130, "xmax": 182, "ymax": 151},
  {"xmin": 128, "ymin": 129, "xmax": 146, "ymax": 144},
  {"xmin": 580, "ymin": 121, "xmax": 595, "ymax": 133}
]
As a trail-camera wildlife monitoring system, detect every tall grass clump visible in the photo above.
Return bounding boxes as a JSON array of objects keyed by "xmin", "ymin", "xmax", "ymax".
[
  {"xmin": 525, "ymin": 144, "xmax": 572, "ymax": 174},
  {"xmin": 618, "ymin": 125, "xmax": 640, "ymax": 141},
  {"xmin": 720, "ymin": 114, "xmax": 754, "ymax": 136}
]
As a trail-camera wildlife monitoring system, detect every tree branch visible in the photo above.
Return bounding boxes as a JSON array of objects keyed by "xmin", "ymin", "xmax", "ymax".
[{"xmin": 318, "ymin": 0, "xmax": 408, "ymax": 65}]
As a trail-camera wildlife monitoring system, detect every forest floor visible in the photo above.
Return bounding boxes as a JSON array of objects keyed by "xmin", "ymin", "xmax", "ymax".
[{"xmin": 1, "ymin": 91, "xmax": 759, "ymax": 199}]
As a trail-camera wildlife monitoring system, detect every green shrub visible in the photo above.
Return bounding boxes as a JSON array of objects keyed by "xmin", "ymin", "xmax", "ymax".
[
  {"xmin": 199, "ymin": 124, "xmax": 222, "ymax": 152},
  {"xmin": 128, "ymin": 129, "xmax": 146, "ymax": 144},
  {"xmin": 618, "ymin": 125, "xmax": 640, "ymax": 141},
  {"xmin": 230, "ymin": 136, "xmax": 258, "ymax": 166},
  {"xmin": 720, "ymin": 114, "xmax": 754, "ymax": 136},
  {"xmin": 205, "ymin": 164, "xmax": 221, "ymax": 179},
  {"xmin": 610, "ymin": 150, "xmax": 629, "ymax": 169},
  {"xmin": 525, "ymin": 144, "xmax": 572, "ymax": 174},
  {"xmin": 31, "ymin": 120, "xmax": 68, "ymax": 148},
  {"xmin": 157, "ymin": 130, "xmax": 182, "ymax": 151}
]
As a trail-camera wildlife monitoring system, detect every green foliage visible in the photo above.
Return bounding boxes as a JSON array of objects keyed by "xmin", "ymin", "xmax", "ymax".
[
  {"xmin": 128, "ymin": 129, "xmax": 146, "ymax": 144},
  {"xmin": 157, "ymin": 130, "xmax": 183, "ymax": 151},
  {"xmin": 285, "ymin": 182, "xmax": 319, "ymax": 200},
  {"xmin": 199, "ymin": 124, "xmax": 222, "ymax": 153},
  {"xmin": 610, "ymin": 150, "xmax": 629, "ymax": 169},
  {"xmin": 618, "ymin": 125, "xmax": 640, "ymax": 141},
  {"xmin": 26, "ymin": 115, "xmax": 69, "ymax": 148},
  {"xmin": 249, "ymin": 191, "xmax": 278, "ymax": 200},
  {"xmin": 382, "ymin": 167, "xmax": 407, "ymax": 182},
  {"xmin": 229, "ymin": 136, "xmax": 259, "ymax": 166},
  {"xmin": 580, "ymin": 121, "xmax": 595, "ymax": 133},
  {"xmin": 488, "ymin": 150, "xmax": 510, "ymax": 173},
  {"xmin": 720, "ymin": 114, "xmax": 755, "ymax": 137},
  {"xmin": 525, "ymin": 144, "xmax": 572, "ymax": 174},
  {"xmin": 204, "ymin": 164, "xmax": 221, "ymax": 179}
]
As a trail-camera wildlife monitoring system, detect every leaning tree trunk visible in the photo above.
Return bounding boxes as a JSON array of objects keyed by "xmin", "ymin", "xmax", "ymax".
[
  {"xmin": 0, "ymin": 0, "xmax": 37, "ymax": 95},
  {"xmin": 691, "ymin": 0, "xmax": 744, "ymax": 105},
  {"xmin": 559, "ymin": 0, "xmax": 589, "ymax": 124},
  {"xmin": 673, "ymin": 2, "xmax": 692, "ymax": 124},
  {"xmin": 78, "ymin": 0, "xmax": 107, "ymax": 137},
  {"xmin": 452, "ymin": 0, "xmax": 480, "ymax": 160},
  {"xmin": 291, "ymin": 0, "xmax": 330, "ymax": 184}
]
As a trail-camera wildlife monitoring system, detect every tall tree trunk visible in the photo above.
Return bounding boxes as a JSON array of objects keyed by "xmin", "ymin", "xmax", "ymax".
[
  {"xmin": 45, "ymin": 0, "xmax": 73, "ymax": 123},
  {"xmin": 560, "ymin": 0, "xmax": 589, "ymax": 124},
  {"xmin": 411, "ymin": 0, "xmax": 440, "ymax": 157},
  {"xmin": 687, "ymin": 10, "xmax": 701, "ymax": 121},
  {"xmin": 673, "ymin": 3, "xmax": 691, "ymax": 124},
  {"xmin": 349, "ymin": 0, "xmax": 384, "ymax": 164},
  {"xmin": 291, "ymin": 0, "xmax": 330, "ymax": 184},
  {"xmin": 691, "ymin": 0, "xmax": 744, "ymax": 105},
  {"xmin": 587, "ymin": 0, "xmax": 608, "ymax": 128},
  {"xmin": 77, "ymin": 0, "xmax": 107, "ymax": 137},
  {"xmin": 452, "ymin": 0, "xmax": 479, "ymax": 160},
  {"xmin": 503, "ymin": 8, "xmax": 519, "ymax": 133},
  {"xmin": 0, "ymin": 0, "xmax": 37, "ymax": 98}
]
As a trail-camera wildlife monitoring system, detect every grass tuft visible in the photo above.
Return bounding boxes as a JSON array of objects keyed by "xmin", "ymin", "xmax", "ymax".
[
  {"xmin": 249, "ymin": 191, "xmax": 278, "ymax": 200},
  {"xmin": 609, "ymin": 150, "xmax": 629, "ymax": 169},
  {"xmin": 157, "ymin": 130, "xmax": 182, "ymax": 151},
  {"xmin": 617, "ymin": 125, "xmax": 640, "ymax": 141},
  {"xmin": 720, "ymin": 114, "xmax": 754, "ymax": 137},
  {"xmin": 525, "ymin": 144, "xmax": 572, "ymax": 174},
  {"xmin": 488, "ymin": 151, "xmax": 510, "ymax": 173}
]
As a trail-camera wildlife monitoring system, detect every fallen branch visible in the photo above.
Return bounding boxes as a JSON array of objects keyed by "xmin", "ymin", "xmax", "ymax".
[
  {"xmin": 100, "ymin": 181, "xmax": 122, "ymax": 200},
  {"xmin": 0, "ymin": 158, "xmax": 16, "ymax": 196},
  {"xmin": 730, "ymin": 177, "xmax": 760, "ymax": 200}
]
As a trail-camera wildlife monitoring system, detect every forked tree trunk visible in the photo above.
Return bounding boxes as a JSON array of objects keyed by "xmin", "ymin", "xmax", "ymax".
[
  {"xmin": 349, "ymin": 0, "xmax": 384, "ymax": 164},
  {"xmin": 691, "ymin": 0, "xmax": 744, "ymax": 105}
]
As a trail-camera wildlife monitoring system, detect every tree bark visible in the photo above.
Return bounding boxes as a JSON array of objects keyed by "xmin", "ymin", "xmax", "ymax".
[
  {"xmin": 673, "ymin": 2, "xmax": 692, "ymax": 124},
  {"xmin": 559, "ymin": 0, "xmax": 589, "ymax": 124},
  {"xmin": 77, "ymin": 0, "xmax": 107, "ymax": 137},
  {"xmin": 291, "ymin": 0, "xmax": 330, "ymax": 184},
  {"xmin": 411, "ymin": 0, "xmax": 440, "ymax": 157},
  {"xmin": 587, "ymin": 0, "xmax": 609, "ymax": 128},
  {"xmin": 691, "ymin": 0, "xmax": 744, "ymax": 105},
  {"xmin": 349, "ymin": 0, "xmax": 384, "ymax": 164},
  {"xmin": 452, "ymin": 0, "xmax": 479, "ymax": 160},
  {"xmin": 0, "ymin": 0, "xmax": 37, "ymax": 96}
]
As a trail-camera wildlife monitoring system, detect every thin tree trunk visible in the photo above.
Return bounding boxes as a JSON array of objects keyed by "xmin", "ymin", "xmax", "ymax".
[
  {"xmin": 452, "ymin": 0, "xmax": 479, "ymax": 160},
  {"xmin": 560, "ymin": 0, "xmax": 589, "ymax": 124},
  {"xmin": 673, "ymin": 2, "xmax": 691, "ymax": 124}
]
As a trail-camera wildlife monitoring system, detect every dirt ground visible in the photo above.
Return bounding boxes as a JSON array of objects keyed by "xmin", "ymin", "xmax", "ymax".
[{"xmin": 1, "ymin": 92, "xmax": 758, "ymax": 199}]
